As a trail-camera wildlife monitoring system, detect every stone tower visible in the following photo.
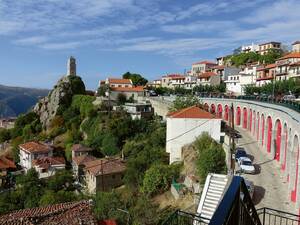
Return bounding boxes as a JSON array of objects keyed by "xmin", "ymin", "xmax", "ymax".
[{"xmin": 67, "ymin": 56, "xmax": 76, "ymax": 76}]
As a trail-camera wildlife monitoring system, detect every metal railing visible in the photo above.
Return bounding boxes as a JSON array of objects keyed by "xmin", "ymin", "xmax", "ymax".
[
  {"xmin": 257, "ymin": 208, "xmax": 300, "ymax": 225},
  {"xmin": 162, "ymin": 210, "xmax": 209, "ymax": 225},
  {"xmin": 162, "ymin": 176, "xmax": 300, "ymax": 225}
]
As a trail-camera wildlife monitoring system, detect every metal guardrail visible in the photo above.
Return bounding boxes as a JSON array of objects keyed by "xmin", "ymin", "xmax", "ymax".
[{"xmin": 257, "ymin": 208, "xmax": 300, "ymax": 225}]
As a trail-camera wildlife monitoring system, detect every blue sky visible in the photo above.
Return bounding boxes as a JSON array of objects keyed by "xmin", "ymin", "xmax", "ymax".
[{"xmin": 0, "ymin": 0, "xmax": 299, "ymax": 90}]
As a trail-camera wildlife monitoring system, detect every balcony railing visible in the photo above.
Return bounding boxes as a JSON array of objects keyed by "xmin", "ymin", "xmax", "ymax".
[{"xmin": 162, "ymin": 176, "xmax": 300, "ymax": 225}]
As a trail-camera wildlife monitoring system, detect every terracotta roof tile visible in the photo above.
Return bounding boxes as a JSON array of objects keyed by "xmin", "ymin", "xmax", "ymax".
[
  {"xmin": 290, "ymin": 61, "xmax": 300, "ymax": 67},
  {"xmin": 278, "ymin": 52, "xmax": 300, "ymax": 60},
  {"xmin": 33, "ymin": 157, "xmax": 65, "ymax": 169},
  {"xmin": 0, "ymin": 200, "xmax": 97, "ymax": 225},
  {"xmin": 111, "ymin": 86, "xmax": 144, "ymax": 92},
  {"xmin": 19, "ymin": 142, "xmax": 52, "ymax": 153},
  {"xmin": 198, "ymin": 72, "xmax": 217, "ymax": 78},
  {"xmin": 167, "ymin": 106, "xmax": 217, "ymax": 119},
  {"xmin": 192, "ymin": 61, "xmax": 217, "ymax": 65},
  {"xmin": 108, "ymin": 78, "xmax": 132, "ymax": 84},
  {"xmin": 73, "ymin": 155, "xmax": 97, "ymax": 166},
  {"xmin": 85, "ymin": 158, "xmax": 126, "ymax": 176},
  {"xmin": 0, "ymin": 156, "xmax": 16, "ymax": 170},
  {"xmin": 99, "ymin": 220, "xmax": 118, "ymax": 225}
]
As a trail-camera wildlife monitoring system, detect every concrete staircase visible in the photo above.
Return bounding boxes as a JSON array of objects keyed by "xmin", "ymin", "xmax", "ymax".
[{"xmin": 196, "ymin": 173, "xmax": 229, "ymax": 222}]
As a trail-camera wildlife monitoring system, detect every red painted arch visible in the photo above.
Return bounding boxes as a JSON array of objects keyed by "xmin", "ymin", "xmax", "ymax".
[
  {"xmin": 291, "ymin": 136, "xmax": 299, "ymax": 202},
  {"xmin": 282, "ymin": 125, "xmax": 288, "ymax": 170},
  {"xmin": 257, "ymin": 113, "xmax": 260, "ymax": 141},
  {"xmin": 217, "ymin": 104, "xmax": 223, "ymax": 118},
  {"xmin": 261, "ymin": 114, "xmax": 265, "ymax": 146},
  {"xmin": 253, "ymin": 111, "xmax": 256, "ymax": 136},
  {"xmin": 243, "ymin": 107, "xmax": 248, "ymax": 129},
  {"xmin": 204, "ymin": 103, "xmax": 209, "ymax": 112},
  {"xmin": 224, "ymin": 105, "xmax": 229, "ymax": 121},
  {"xmin": 210, "ymin": 104, "xmax": 216, "ymax": 114},
  {"xmin": 275, "ymin": 120, "xmax": 282, "ymax": 161},
  {"xmin": 236, "ymin": 107, "xmax": 241, "ymax": 126},
  {"xmin": 267, "ymin": 116, "xmax": 272, "ymax": 153},
  {"xmin": 249, "ymin": 109, "xmax": 253, "ymax": 132}
]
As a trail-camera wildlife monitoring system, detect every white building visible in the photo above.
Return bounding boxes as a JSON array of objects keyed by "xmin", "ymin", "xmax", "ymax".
[
  {"xmin": 99, "ymin": 78, "xmax": 133, "ymax": 89},
  {"xmin": 241, "ymin": 43, "xmax": 259, "ymax": 53},
  {"xmin": 275, "ymin": 52, "xmax": 300, "ymax": 81},
  {"xmin": 211, "ymin": 65, "xmax": 241, "ymax": 82},
  {"xmin": 166, "ymin": 106, "xmax": 224, "ymax": 164},
  {"xmin": 191, "ymin": 61, "xmax": 217, "ymax": 76},
  {"xmin": 225, "ymin": 66, "xmax": 256, "ymax": 95},
  {"xmin": 184, "ymin": 75, "xmax": 197, "ymax": 89},
  {"xmin": 292, "ymin": 41, "xmax": 300, "ymax": 53},
  {"xmin": 19, "ymin": 142, "xmax": 53, "ymax": 172},
  {"xmin": 33, "ymin": 157, "xmax": 65, "ymax": 179}
]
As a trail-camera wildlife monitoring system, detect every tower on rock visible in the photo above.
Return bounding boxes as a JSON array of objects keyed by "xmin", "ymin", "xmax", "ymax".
[{"xmin": 67, "ymin": 56, "xmax": 76, "ymax": 76}]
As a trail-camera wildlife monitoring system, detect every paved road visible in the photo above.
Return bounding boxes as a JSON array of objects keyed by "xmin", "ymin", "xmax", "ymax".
[{"xmin": 235, "ymin": 127, "xmax": 298, "ymax": 214}]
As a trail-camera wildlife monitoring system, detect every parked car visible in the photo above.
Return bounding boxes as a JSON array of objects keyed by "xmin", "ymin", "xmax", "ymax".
[
  {"xmin": 282, "ymin": 94, "xmax": 296, "ymax": 101},
  {"xmin": 238, "ymin": 157, "xmax": 255, "ymax": 174},
  {"xmin": 235, "ymin": 147, "xmax": 247, "ymax": 162}
]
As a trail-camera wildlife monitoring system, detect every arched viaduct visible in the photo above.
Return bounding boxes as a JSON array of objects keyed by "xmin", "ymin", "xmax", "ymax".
[{"xmin": 148, "ymin": 96, "xmax": 300, "ymax": 209}]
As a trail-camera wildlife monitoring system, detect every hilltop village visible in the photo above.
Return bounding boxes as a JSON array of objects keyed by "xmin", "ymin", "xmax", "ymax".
[{"xmin": 0, "ymin": 40, "xmax": 299, "ymax": 225}]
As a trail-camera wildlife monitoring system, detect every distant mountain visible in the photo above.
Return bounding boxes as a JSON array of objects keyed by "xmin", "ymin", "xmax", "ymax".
[{"xmin": 0, "ymin": 84, "xmax": 49, "ymax": 118}]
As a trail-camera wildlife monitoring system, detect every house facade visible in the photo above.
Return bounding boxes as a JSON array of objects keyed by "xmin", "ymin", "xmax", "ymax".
[
  {"xmin": 197, "ymin": 72, "xmax": 220, "ymax": 86},
  {"xmin": 166, "ymin": 106, "xmax": 224, "ymax": 164},
  {"xmin": 191, "ymin": 61, "xmax": 217, "ymax": 76},
  {"xmin": 225, "ymin": 66, "xmax": 256, "ymax": 95},
  {"xmin": 211, "ymin": 65, "xmax": 241, "ymax": 82},
  {"xmin": 258, "ymin": 41, "xmax": 281, "ymax": 55},
  {"xmin": 102, "ymin": 78, "xmax": 133, "ymax": 88},
  {"xmin": 33, "ymin": 157, "xmax": 65, "ymax": 179},
  {"xmin": 84, "ymin": 158, "xmax": 126, "ymax": 193},
  {"xmin": 0, "ymin": 156, "xmax": 16, "ymax": 187},
  {"xmin": 292, "ymin": 41, "xmax": 300, "ymax": 53},
  {"xmin": 256, "ymin": 64, "xmax": 276, "ymax": 87},
  {"xmin": 123, "ymin": 102, "xmax": 154, "ymax": 120},
  {"xmin": 275, "ymin": 52, "xmax": 300, "ymax": 81},
  {"xmin": 241, "ymin": 43, "xmax": 259, "ymax": 53},
  {"xmin": 19, "ymin": 142, "xmax": 53, "ymax": 171}
]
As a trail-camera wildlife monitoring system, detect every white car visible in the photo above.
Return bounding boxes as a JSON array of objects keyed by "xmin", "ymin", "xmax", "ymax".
[{"xmin": 238, "ymin": 157, "xmax": 255, "ymax": 174}]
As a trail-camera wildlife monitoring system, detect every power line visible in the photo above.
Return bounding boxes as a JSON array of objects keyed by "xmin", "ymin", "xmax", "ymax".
[{"xmin": 166, "ymin": 119, "xmax": 211, "ymax": 143}]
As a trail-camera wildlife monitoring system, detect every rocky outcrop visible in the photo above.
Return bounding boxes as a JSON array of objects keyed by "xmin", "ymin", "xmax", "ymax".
[{"xmin": 34, "ymin": 75, "xmax": 85, "ymax": 128}]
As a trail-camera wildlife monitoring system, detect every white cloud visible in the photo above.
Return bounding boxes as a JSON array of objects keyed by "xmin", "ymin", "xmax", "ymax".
[
  {"xmin": 40, "ymin": 41, "xmax": 81, "ymax": 50},
  {"xmin": 14, "ymin": 36, "xmax": 48, "ymax": 45}
]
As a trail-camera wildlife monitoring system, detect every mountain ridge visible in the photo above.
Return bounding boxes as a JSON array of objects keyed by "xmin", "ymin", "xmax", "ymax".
[{"xmin": 0, "ymin": 84, "xmax": 49, "ymax": 118}]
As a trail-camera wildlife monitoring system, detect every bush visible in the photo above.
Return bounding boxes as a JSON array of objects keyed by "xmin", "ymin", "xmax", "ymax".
[
  {"xmin": 116, "ymin": 93, "xmax": 127, "ymax": 105},
  {"xmin": 101, "ymin": 133, "xmax": 119, "ymax": 156},
  {"xmin": 196, "ymin": 138, "xmax": 226, "ymax": 183},
  {"xmin": 141, "ymin": 163, "xmax": 181, "ymax": 196}
]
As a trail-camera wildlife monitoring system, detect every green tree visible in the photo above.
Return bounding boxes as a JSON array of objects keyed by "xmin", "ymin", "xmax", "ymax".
[
  {"xmin": 47, "ymin": 170, "xmax": 74, "ymax": 192},
  {"xmin": 97, "ymin": 84, "xmax": 110, "ymax": 97},
  {"xmin": 123, "ymin": 72, "xmax": 148, "ymax": 86},
  {"xmin": 116, "ymin": 93, "xmax": 127, "ymax": 105},
  {"xmin": 196, "ymin": 140, "xmax": 226, "ymax": 183},
  {"xmin": 93, "ymin": 191, "xmax": 125, "ymax": 221},
  {"xmin": 130, "ymin": 195, "xmax": 159, "ymax": 225},
  {"xmin": 101, "ymin": 133, "xmax": 119, "ymax": 156},
  {"xmin": 169, "ymin": 95, "xmax": 201, "ymax": 112},
  {"xmin": 141, "ymin": 163, "xmax": 180, "ymax": 196},
  {"xmin": 0, "ymin": 128, "xmax": 10, "ymax": 143}
]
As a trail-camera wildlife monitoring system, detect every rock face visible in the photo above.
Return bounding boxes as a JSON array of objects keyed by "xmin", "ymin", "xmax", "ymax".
[{"xmin": 34, "ymin": 75, "xmax": 85, "ymax": 128}]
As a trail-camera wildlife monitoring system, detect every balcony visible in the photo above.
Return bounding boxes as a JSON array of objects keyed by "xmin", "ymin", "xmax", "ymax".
[{"xmin": 162, "ymin": 176, "xmax": 300, "ymax": 225}]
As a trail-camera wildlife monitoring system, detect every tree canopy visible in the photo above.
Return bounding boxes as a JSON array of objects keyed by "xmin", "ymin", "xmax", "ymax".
[
  {"xmin": 123, "ymin": 72, "xmax": 148, "ymax": 86},
  {"xmin": 169, "ymin": 95, "xmax": 201, "ymax": 112}
]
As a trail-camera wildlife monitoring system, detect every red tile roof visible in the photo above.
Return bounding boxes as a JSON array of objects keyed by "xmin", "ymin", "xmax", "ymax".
[
  {"xmin": 33, "ymin": 157, "xmax": 65, "ymax": 169},
  {"xmin": 265, "ymin": 63, "xmax": 276, "ymax": 69},
  {"xmin": 278, "ymin": 52, "xmax": 300, "ymax": 60},
  {"xmin": 0, "ymin": 200, "xmax": 97, "ymax": 225},
  {"xmin": 85, "ymin": 158, "xmax": 126, "ymax": 176},
  {"xmin": 192, "ymin": 61, "xmax": 217, "ymax": 65},
  {"xmin": 211, "ymin": 65, "xmax": 225, "ymax": 70},
  {"xmin": 162, "ymin": 74, "xmax": 184, "ymax": 78},
  {"xmin": 73, "ymin": 155, "xmax": 97, "ymax": 166},
  {"xmin": 111, "ymin": 86, "xmax": 144, "ymax": 92},
  {"xmin": 199, "ymin": 72, "xmax": 217, "ymax": 78},
  {"xmin": 108, "ymin": 78, "xmax": 132, "ymax": 84},
  {"xmin": 167, "ymin": 106, "xmax": 217, "ymax": 119},
  {"xmin": 19, "ymin": 141, "xmax": 52, "ymax": 154},
  {"xmin": 99, "ymin": 220, "xmax": 118, "ymax": 225},
  {"xmin": 72, "ymin": 144, "xmax": 93, "ymax": 152},
  {"xmin": 0, "ymin": 156, "xmax": 16, "ymax": 170}
]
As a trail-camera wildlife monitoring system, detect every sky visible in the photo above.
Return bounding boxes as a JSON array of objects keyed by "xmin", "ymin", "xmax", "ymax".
[{"xmin": 0, "ymin": 0, "xmax": 300, "ymax": 90}]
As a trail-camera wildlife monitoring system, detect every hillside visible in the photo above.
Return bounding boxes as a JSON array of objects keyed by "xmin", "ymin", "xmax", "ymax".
[{"xmin": 0, "ymin": 84, "xmax": 49, "ymax": 118}]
